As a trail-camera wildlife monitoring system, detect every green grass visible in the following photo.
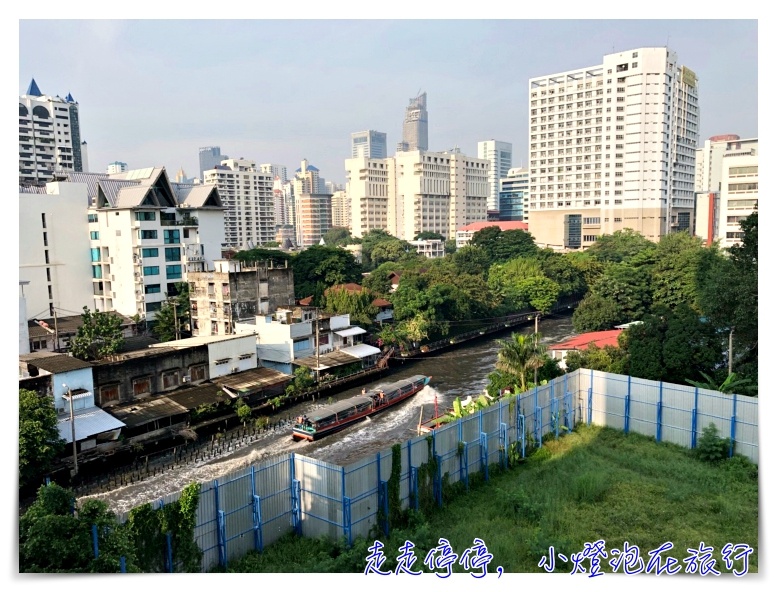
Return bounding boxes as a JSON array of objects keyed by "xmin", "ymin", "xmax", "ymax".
[{"xmin": 217, "ymin": 424, "xmax": 758, "ymax": 574}]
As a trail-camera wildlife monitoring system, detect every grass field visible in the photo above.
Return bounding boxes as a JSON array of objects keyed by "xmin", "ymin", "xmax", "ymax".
[{"xmin": 217, "ymin": 424, "xmax": 758, "ymax": 575}]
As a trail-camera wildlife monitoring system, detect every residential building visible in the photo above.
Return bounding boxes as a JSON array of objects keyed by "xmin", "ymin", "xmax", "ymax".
[
  {"xmin": 455, "ymin": 220, "xmax": 530, "ymax": 249},
  {"xmin": 345, "ymin": 149, "xmax": 488, "ymax": 240},
  {"xmin": 203, "ymin": 158, "xmax": 274, "ymax": 249},
  {"xmin": 351, "ymin": 130, "xmax": 387, "ymax": 159},
  {"xmin": 26, "ymin": 312, "xmax": 136, "ymax": 354},
  {"xmin": 81, "ymin": 141, "xmax": 89, "ymax": 173},
  {"xmin": 188, "ymin": 258, "xmax": 295, "ymax": 337},
  {"xmin": 294, "ymin": 159, "xmax": 322, "ymax": 194},
  {"xmin": 397, "ymin": 92, "xmax": 428, "ymax": 152},
  {"xmin": 19, "ymin": 181, "xmax": 95, "ymax": 319},
  {"xmin": 199, "ymin": 146, "xmax": 227, "ymax": 180},
  {"xmin": 499, "ymin": 167, "xmax": 529, "ymax": 221},
  {"xmin": 549, "ymin": 329, "xmax": 622, "ymax": 370},
  {"xmin": 19, "ymin": 79, "xmax": 84, "ymax": 186},
  {"xmin": 694, "ymin": 135, "xmax": 758, "ymax": 248},
  {"xmin": 295, "ymin": 193, "xmax": 332, "ymax": 248},
  {"xmin": 107, "ymin": 161, "xmax": 128, "ymax": 174},
  {"xmin": 527, "ymin": 47, "xmax": 699, "ymax": 250},
  {"xmin": 260, "ymin": 163, "xmax": 288, "ymax": 183},
  {"xmin": 74, "ymin": 166, "xmax": 224, "ymax": 321},
  {"xmin": 331, "ymin": 189, "xmax": 350, "ymax": 228},
  {"xmin": 275, "ymin": 225, "xmax": 296, "ymax": 249},
  {"xmin": 271, "ymin": 175, "xmax": 295, "ymax": 228},
  {"xmin": 409, "ymin": 239, "xmax": 445, "ymax": 258},
  {"xmin": 478, "ymin": 140, "xmax": 513, "ymax": 211}
]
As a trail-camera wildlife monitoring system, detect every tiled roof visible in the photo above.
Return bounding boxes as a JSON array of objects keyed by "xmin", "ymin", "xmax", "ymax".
[
  {"xmin": 19, "ymin": 353, "xmax": 92, "ymax": 374},
  {"xmin": 551, "ymin": 330, "xmax": 623, "ymax": 351}
]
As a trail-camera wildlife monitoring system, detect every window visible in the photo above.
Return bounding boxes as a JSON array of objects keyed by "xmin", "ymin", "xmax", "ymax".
[
  {"xmin": 90, "ymin": 248, "xmax": 101, "ymax": 262},
  {"xmin": 583, "ymin": 217, "xmax": 601, "ymax": 224},
  {"xmin": 140, "ymin": 230, "xmax": 158, "ymax": 240},
  {"xmin": 161, "ymin": 370, "xmax": 179, "ymax": 390},
  {"xmin": 189, "ymin": 364, "xmax": 207, "ymax": 382},
  {"xmin": 144, "ymin": 284, "xmax": 161, "ymax": 294},
  {"xmin": 135, "ymin": 211, "xmax": 156, "ymax": 221},
  {"xmin": 166, "ymin": 265, "xmax": 182, "ymax": 279},
  {"xmin": 143, "ymin": 266, "xmax": 160, "ymax": 276},
  {"xmin": 614, "ymin": 217, "xmax": 622, "ymax": 222},
  {"xmin": 87, "ymin": 214, "xmax": 98, "ymax": 223},
  {"xmin": 141, "ymin": 248, "xmax": 159, "ymax": 258},
  {"xmin": 163, "ymin": 229, "xmax": 180, "ymax": 244},
  {"xmin": 92, "ymin": 265, "xmax": 103, "ymax": 279},
  {"xmin": 165, "ymin": 247, "xmax": 181, "ymax": 262},
  {"xmin": 99, "ymin": 384, "xmax": 120, "ymax": 405},
  {"xmin": 90, "ymin": 231, "xmax": 100, "ymax": 240},
  {"xmin": 583, "ymin": 235, "xmax": 598, "ymax": 242},
  {"xmin": 293, "ymin": 338, "xmax": 311, "ymax": 352},
  {"xmin": 133, "ymin": 377, "xmax": 152, "ymax": 397},
  {"xmin": 145, "ymin": 301, "xmax": 163, "ymax": 313},
  {"xmin": 41, "ymin": 213, "xmax": 46, "ymax": 228}
]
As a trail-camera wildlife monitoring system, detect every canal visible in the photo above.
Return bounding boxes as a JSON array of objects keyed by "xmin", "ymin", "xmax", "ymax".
[{"xmin": 79, "ymin": 313, "xmax": 575, "ymax": 513}]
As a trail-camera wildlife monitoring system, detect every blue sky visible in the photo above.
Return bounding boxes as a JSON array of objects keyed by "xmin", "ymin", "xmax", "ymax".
[{"xmin": 18, "ymin": 19, "xmax": 758, "ymax": 185}]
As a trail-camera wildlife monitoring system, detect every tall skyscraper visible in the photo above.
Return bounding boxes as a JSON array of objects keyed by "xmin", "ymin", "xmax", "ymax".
[
  {"xmin": 19, "ymin": 78, "xmax": 84, "ymax": 185},
  {"xmin": 397, "ymin": 92, "xmax": 428, "ymax": 152},
  {"xmin": 199, "ymin": 146, "xmax": 227, "ymax": 180},
  {"xmin": 527, "ymin": 47, "xmax": 699, "ymax": 249},
  {"xmin": 351, "ymin": 130, "xmax": 387, "ymax": 158},
  {"xmin": 204, "ymin": 158, "xmax": 274, "ymax": 248},
  {"xmin": 294, "ymin": 159, "xmax": 322, "ymax": 195},
  {"xmin": 499, "ymin": 167, "xmax": 529, "ymax": 221},
  {"xmin": 478, "ymin": 140, "xmax": 513, "ymax": 211}
]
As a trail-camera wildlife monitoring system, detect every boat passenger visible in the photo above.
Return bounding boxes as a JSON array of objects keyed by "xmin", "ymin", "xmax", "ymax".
[{"xmin": 379, "ymin": 390, "xmax": 385, "ymax": 404}]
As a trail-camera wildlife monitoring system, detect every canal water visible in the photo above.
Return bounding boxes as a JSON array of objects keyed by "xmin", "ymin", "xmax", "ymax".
[{"xmin": 80, "ymin": 313, "xmax": 575, "ymax": 513}]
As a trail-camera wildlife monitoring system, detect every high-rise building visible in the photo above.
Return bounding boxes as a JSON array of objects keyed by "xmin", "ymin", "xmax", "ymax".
[
  {"xmin": 204, "ymin": 158, "xmax": 275, "ymax": 249},
  {"xmin": 331, "ymin": 190, "xmax": 350, "ymax": 229},
  {"xmin": 527, "ymin": 47, "xmax": 699, "ymax": 249},
  {"xmin": 478, "ymin": 140, "xmax": 513, "ymax": 211},
  {"xmin": 19, "ymin": 79, "xmax": 84, "ymax": 186},
  {"xmin": 499, "ymin": 167, "xmax": 529, "ymax": 221},
  {"xmin": 199, "ymin": 146, "xmax": 227, "ymax": 180},
  {"xmin": 295, "ymin": 193, "xmax": 332, "ymax": 248},
  {"xmin": 260, "ymin": 163, "xmax": 288, "ymax": 183},
  {"xmin": 107, "ymin": 161, "xmax": 128, "ymax": 174},
  {"xmin": 397, "ymin": 92, "xmax": 428, "ymax": 152},
  {"xmin": 345, "ymin": 149, "xmax": 488, "ymax": 240},
  {"xmin": 694, "ymin": 135, "xmax": 758, "ymax": 248},
  {"xmin": 351, "ymin": 130, "xmax": 387, "ymax": 159},
  {"xmin": 294, "ymin": 159, "xmax": 322, "ymax": 195}
]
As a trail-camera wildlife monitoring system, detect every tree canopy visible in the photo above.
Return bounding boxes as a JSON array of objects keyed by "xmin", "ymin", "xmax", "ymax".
[
  {"xmin": 69, "ymin": 307, "xmax": 125, "ymax": 361},
  {"xmin": 152, "ymin": 281, "xmax": 191, "ymax": 342},
  {"xmin": 19, "ymin": 388, "xmax": 64, "ymax": 489},
  {"xmin": 469, "ymin": 227, "xmax": 538, "ymax": 264},
  {"xmin": 322, "ymin": 227, "xmax": 355, "ymax": 247},
  {"xmin": 232, "ymin": 248, "xmax": 291, "ymax": 267},
  {"xmin": 290, "ymin": 246, "xmax": 362, "ymax": 301}
]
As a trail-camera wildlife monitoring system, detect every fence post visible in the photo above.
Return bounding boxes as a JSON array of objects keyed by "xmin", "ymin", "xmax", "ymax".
[
  {"xmin": 624, "ymin": 375, "xmax": 631, "ymax": 434},
  {"xmin": 551, "ymin": 397, "xmax": 559, "ymax": 439},
  {"xmin": 120, "ymin": 556, "xmax": 126, "ymax": 573},
  {"xmin": 434, "ymin": 454, "xmax": 443, "ymax": 507},
  {"xmin": 92, "ymin": 523, "xmax": 99, "ymax": 559},
  {"xmin": 691, "ymin": 387, "xmax": 699, "ymax": 449},
  {"xmin": 409, "ymin": 467, "xmax": 419, "ymax": 511},
  {"xmin": 250, "ymin": 466, "xmax": 263, "ymax": 552},
  {"xmin": 656, "ymin": 381, "xmax": 663, "ymax": 443},
  {"xmin": 729, "ymin": 394, "xmax": 738, "ymax": 458},
  {"xmin": 480, "ymin": 432, "xmax": 489, "ymax": 482},
  {"xmin": 166, "ymin": 531, "xmax": 174, "ymax": 573},
  {"xmin": 499, "ymin": 422, "xmax": 508, "ymax": 470},
  {"xmin": 463, "ymin": 444, "xmax": 469, "ymax": 490},
  {"xmin": 214, "ymin": 480, "xmax": 227, "ymax": 567},
  {"xmin": 341, "ymin": 467, "xmax": 352, "ymax": 547},
  {"xmin": 564, "ymin": 391, "xmax": 573, "ymax": 431},
  {"xmin": 587, "ymin": 387, "xmax": 593, "ymax": 425},
  {"xmin": 290, "ymin": 453, "xmax": 301, "ymax": 536}
]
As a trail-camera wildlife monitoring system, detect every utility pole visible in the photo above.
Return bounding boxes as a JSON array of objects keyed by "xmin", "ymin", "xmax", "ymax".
[
  {"xmin": 63, "ymin": 385, "xmax": 78, "ymax": 476},
  {"xmin": 728, "ymin": 328, "xmax": 735, "ymax": 375},
  {"xmin": 533, "ymin": 313, "xmax": 540, "ymax": 387},
  {"xmin": 53, "ymin": 308, "xmax": 59, "ymax": 352},
  {"xmin": 173, "ymin": 298, "xmax": 179, "ymax": 340},
  {"xmin": 315, "ymin": 307, "xmax": 320, "ymax": 384}
]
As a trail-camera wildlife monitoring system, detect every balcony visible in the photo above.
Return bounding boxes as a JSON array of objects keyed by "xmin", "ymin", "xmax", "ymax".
[{"xmin": 161, "ymin": 216, "xmax": 198, "ymax": 227}]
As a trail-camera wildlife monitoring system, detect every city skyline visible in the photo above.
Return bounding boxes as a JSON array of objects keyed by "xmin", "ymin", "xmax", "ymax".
[{"xmin": 19, "ymin": 20, "xmax": 758, "ymax": 186}]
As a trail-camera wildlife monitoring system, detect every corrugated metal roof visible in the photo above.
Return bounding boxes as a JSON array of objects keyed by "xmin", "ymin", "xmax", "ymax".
[
  {"xmin": 334, "ymin": 327, "xmax": 367, "ymax": 337},
  {"xmin": 339, "ymin": 344, "xmax": 381, "ymax": 358},
  {"xmin": 58, "ymin": 407, "xmax": 126, "ymax": 443},
  {"xmin": 165, "ymin": 384, "xmax": 231, "ymax": 410},
  {"xmin": 173, "ymin": 183, "xmax": 223, "ymax": 208},
  {"xmin": 293, "ymin": 350, "xmax": 360, "ymax": 370},
  {"xmin": 215, "ymin": 367, "xmax": 291, "ymax": 396},
  {"xmin": 113, "ymin": 185, "xmax": 152, "ymax": 208},
  {"xmin": 107, "ymin": 397, "xmax": 189, "ymax": 428},
  {"xmin": 551, "ymin": 330, "xmax": 623, "ymax": 351},
  {"xmin": 310, "ymin": 395, "xmax": 374, "ymax": 420},
  {"xmin": 19, "ymin": 352, "xmax": 92, "ymax": 373}
]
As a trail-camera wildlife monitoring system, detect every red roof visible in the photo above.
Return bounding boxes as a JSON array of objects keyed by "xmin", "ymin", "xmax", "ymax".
[
  {"xmin": 298, "ymin": 296, "xmax": 313, "ymax": 305},
  {"xmin": 326, "ymin": 283, "xmax": 363, "ymax": 294},
  {"xmin": 372, "ymin": 298, "xmax": 392, "ymax": 307},
  {"xmin": 551, "ymin": 329, "xmax": 622, "ymax": 351},
  {"xmin": 458, "ymin": 221, "xmax": 529, "ymax": 233}
]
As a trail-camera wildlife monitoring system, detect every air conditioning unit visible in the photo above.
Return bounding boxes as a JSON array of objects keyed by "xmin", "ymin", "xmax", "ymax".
[
  {"xmin": 231, "ymin": 367, "xmax": 239, "ymax": 374},
  {"xmin": 182, "ymin": 375, "xmax": 191, "ymax": 383}
]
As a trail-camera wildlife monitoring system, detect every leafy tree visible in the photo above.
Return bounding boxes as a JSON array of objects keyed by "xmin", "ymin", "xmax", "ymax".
[
  {"xmin": 20, "ymin": 483, "xmax": 139, "ymax": 572},
  {"xmin": 516, "ymin": 276, "xmax": 561, "ymax": 315},
  {"xmin": 572, "ymin": 292, "xmax": 622, "ymax": 333},
  {"xmin": 651, "ymin": 231, "xmax": 707, "ymax": 311},
  {"xmin": 290, "ymin": 246, "xmax": 361, "ymax": 300},
  {"xmin": 495, "ymin": 332, "xmax": 546, "ymax": 392},
  {"xmin": 70, "ymin": 307, "xmax": 125, "ymax": 361},
  {"xmin": 414, "ymin": 231, "xmax": 445, "ymax": 241},
  {"xmin": 19, "ymin": 388, "xmax": 65, "ymax": 489},
  {"xmin": 370, "ymin": 239, "xmax": 417, "ymax": 267},
  {"xmin": 360, "ymin": 228, "xmax": 398, "ymax": 269},
  {"xmin": 444, "ymin": 239, "xmax": 457, "ymax": 255},
  {"xmin": 564, "ymin": 342, "xmax": 628, "ymax": 374},
  {"xmin": 361, "ymin": 263, "xmax": 399, "ymax": 296},
  {"xmin": 591, "ymin": 262, "xmax": 652, "ymax": 324},
  {"xmin": 153, "ymin": 281, "xmax": 190, "ymax": 342},
  {"xmin": 323, "ymin": 286, "xmax": 379, "ymax": 326},
  {"xmin": 537, "ymin": 251, "xmax": 588, "ymax": 299},
  {"xmin": 586, "ymin": 229, "xmax": 656, "ymax": 264},
  {"xmin": 322, "ymin": 226, "xmax": 354, "ymax": 247},
  {"xmin": 451, "ymin": 245, "xmax": 491, "ymax": 277},
  {"xmin": 686, "ymin": 372, "xmax": 756, "ymax": 396},
  {"xmin": 470, "ymin": 227, "xmax": 538, "ymax": 264},
  {"xmin": 232, "ymin": 247, "xmax": 291, "ymax": 267},
  {"xmin": 286, "ymin": 366, "xmax": 316, "ymax": 394}
]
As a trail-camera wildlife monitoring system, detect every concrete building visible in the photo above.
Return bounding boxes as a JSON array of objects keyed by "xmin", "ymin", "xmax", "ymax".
[
  {"xmin": 478, "ymin": 140, "xmax": 513, "ymax": 211},
  {"xmin": 199, "ymin": 146, "xmax": 227, "ymax": 180},
  {"xmin": 345, "ymin": 149, "xmax": 488, "ymax": 241},
  {"xmin": 352, "ymin": 130, "xmax": 387, "ymax": 158},
  {"xmin": 73, "ymin": 167, "xmax": 225, "ymax": 321},
  {"xmin": 260, "ymin": 163, "xmax": 288, "ymax": 183},
  {"xmin": 527, "ymin": 47, "xmax": 699, "ymax": 250},
  {"xmin": 19, "ymin": 182, "xmax": 95, "ymax": 320},
  {"xmin": 19, "ymin": 79, "xmax": 85, "ymax": 186},
  {"xmin": 499, "ymin": 167, "xmax": 529, "ymax": 221},
  {"xmin": 397, "ymin": 92, "xmax": 428, "ymax": 152},
  {"xmin": 107, "ymin": 161, "xmax": 128, "ymax": 174},
  {"xmin": 203, "ymin": 158, "xmax": 275, "ymax": 249},
  {"xmin": 188, "ymin": 259, "xmax": 296, "ymax": 337},
  {"xmin": 455, "ymin": 220, "xmax": 530, "ymax": 249},
  {"xmin": 694, "ymin": 135, "xmax": 758, "ymax": 248},
  {"xmin": 409, "ymin": 239, "xmax": 445, "ymax": 259},
  {"xmin": 331, "ymin": 189, "xmax": 350, "ymax": 229},
  {"xmin": 294, "ymin": 159, "xmax": 322, "ymax": 194},
  {"xmin": 295, "ymin": 193, "xmax": 333, "ymax": 248},
  {"xmin": 270, "ymin": 176, "xmax": 295, "ymax": 229}
]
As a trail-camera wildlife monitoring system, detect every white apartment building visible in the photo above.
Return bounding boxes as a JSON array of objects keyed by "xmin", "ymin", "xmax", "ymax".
[
  {"xmin": 294, "ymin": 159, "xmax": 322, "ymax": 195},
  {"xmin": 295, "ymin": 193, "xmax": 332, "ymax": 248},
  {"xmin": 19, "ymin": 79, "xmax": 85, "ymax": 186},
  {"xmin": 107, "ymin": 161, "xmax": 128, "ymax": 174},
  {"xmin": 352, "ymin": 130, "xmax": 387, "ymax": 159},
  {"xmin": 81, "ymin": 167, "xmax": 225, "ymax": 321},
  {"xmin": 19, "ymin": 182, "xmax": 95, "ymax": 320},
  {"xmin": 204, "ymin": 158, "xmax": 275, "ymax": 249},
  {"xmin": 409, "ymin": 239, "xmax": 445, "ymax": 258},
  {"xmin": 345, "ymin": 150, "xmax": 488, "ymax": 240},
  {"xmin": 331, "ymin": 189, "xmax": 350, "ymax": 228},
  {"xmin": 260, "ymin": 163, "xmax": 288, "ymax": 183},
  {"xmin": 527, "ymin": 47, "xmax": 699, "ymax": 249},
  {"xmin": 478, "ymin": 140, "xmax": 513, "ymax": 212},
  {"xmin": 694, "ymin": 135, "xmax": 758, "ymax": 248}
]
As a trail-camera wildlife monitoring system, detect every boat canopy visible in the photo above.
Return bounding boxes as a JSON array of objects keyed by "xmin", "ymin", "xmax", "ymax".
[{"xmin": 311, "ymin": 395, "xmax": 374, "ymax": 421}]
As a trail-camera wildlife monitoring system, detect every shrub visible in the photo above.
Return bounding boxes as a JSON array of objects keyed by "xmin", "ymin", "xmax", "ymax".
[{"xmin": 696, "ymin": 423, "xmax": 731, "ymax": 463}]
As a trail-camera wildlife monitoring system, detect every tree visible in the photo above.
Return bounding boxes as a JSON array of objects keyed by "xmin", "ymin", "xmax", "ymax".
[
  {"xmin": 516, "ymin": 276, "xmax": 561, "ymax": 315},
  {"xmin": 470, "ymin": 227, "xmax": 538, "ymax": 264},
  {"xmin": 69, "ymin": 307, "xmax": 125, "ymax": 361},
  {"xmin": 290, "ymin": 246, "xmax": 362, "ymax": 300},
  {"xmin": 153, "ymin": 282, "xmax": 190, "ymax": 342},
  {"xmin": 19, "ymin": 388, "xmax": 65, "ymax": 489},
  {"xmin": 651, "ymin": 231, "xmax": 708, "ymax": 311},
  {"xmin": 444, "ymin": 239, "xmax": 457, "ymax": 255},
  {"xmin": 537, "ymin": 250, "xmax": 587, "ymax": 299},
  {"xmin": 361, "ymin": 262, "xmax": 399, "ymax": 296},
  {"xmin": 414, "ymin": 231, "xmax": 445, "ymax": 241},
  {"xmin": 360, "ymin": 228, "xmax": 398, "ymax": 269},
  {"xmin": 322, "ymin": 227, "xmax": 354, "ymax": 247},
  {"xmin": 572, "ymin": 292, "xmax": 622, "ymax": 333},
  {"xmin": 495, "ymin": 332, "xmax": 546, "ymax": 392},
  {"xmin": 232, "ymin": 247, "xmax": 291, "ymax": 267},
  {"xmin": 585, "ymin": 229, "xmax": 656, "ymax": 264},
  {"xmin": 564, "ymin": 343, "xmax": 628, "ymax": 374},
  {"xmin": 324, "ymin": 286, "xmax": 379, "ymax": 326},
  {"xmin": 370, "ymin": 239, "xmax": 417, "ymax": 266},
  {"xmin": 451, "ymin": 245, "xmax": 491, "ymax": 276}
]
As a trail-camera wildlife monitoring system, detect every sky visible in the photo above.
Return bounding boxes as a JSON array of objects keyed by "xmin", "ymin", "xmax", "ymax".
[{"xmin": 17, "ymin": 19, "xmax": 759, "ymax": 186}]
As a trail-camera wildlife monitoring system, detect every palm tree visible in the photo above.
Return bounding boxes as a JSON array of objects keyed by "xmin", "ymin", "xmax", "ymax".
[
  {"xmin": 495, "ymin": 332, "xmax": 546, "ymax": 392},
  {"xmin": 686, "ymin": 372, "xmax": 755, "ymax": 395}
]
